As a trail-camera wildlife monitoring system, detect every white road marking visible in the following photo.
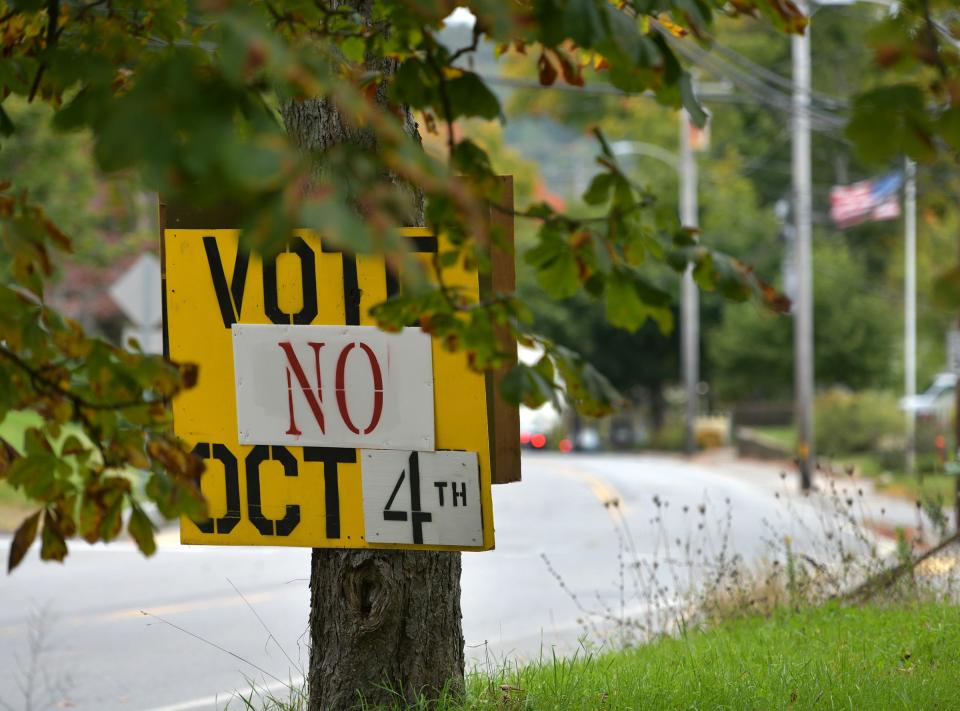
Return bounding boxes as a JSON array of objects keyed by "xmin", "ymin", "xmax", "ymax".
[
  {"xmin": 140, "ymin": 676, "xmax": 304, "ymax": 711},
  {"xmin": 549, "ymin": 461, "xmax": 629, "ymax": 524},
  {"xmin": 0, "ymin": 590, "xmax": 282, "ymax": 637}
]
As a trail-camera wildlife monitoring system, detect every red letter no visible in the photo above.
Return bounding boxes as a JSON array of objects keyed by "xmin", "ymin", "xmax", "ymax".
[
  {"xmin": 335, "ymin": 342, "xmax": 384, "ymax": 435},
  {"xmin": 279, "ymin": 341, "xmax": 325, "ymax": 435}
]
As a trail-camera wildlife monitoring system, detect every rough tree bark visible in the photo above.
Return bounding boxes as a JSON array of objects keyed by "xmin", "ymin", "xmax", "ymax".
[{"xmin": 279, "ymin": 7, "xmax": 465, "ymax": 710}]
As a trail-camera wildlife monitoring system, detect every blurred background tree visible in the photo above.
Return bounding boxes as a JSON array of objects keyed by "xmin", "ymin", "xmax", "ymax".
[{"xmin": 444, "ymin": 5, "xmax": 959, "ymax": 446}]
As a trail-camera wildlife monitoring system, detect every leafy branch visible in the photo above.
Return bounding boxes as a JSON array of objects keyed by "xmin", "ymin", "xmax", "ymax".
[{"xmin": 0, "ymin": 344, "xmax": 171, "ymax": 413}]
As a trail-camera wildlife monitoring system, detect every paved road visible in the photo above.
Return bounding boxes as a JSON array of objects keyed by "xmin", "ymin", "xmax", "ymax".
[{"xmin": 0, "ymin": 452, "xmax": 903, "ymax": 710}]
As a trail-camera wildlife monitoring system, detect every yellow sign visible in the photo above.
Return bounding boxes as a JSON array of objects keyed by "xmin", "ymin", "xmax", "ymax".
[{"xmin": 163, "ymin": 227, "xmax": 495, "ymax": 551}]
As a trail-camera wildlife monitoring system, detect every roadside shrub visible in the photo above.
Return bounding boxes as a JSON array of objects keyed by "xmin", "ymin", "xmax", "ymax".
[
  {"xmin": 649, "ymin": 415, "xmax": 684, "ymax": 451},
  {"xmin": 815, "ymin": 388, "xmax": 904, "ymax": 457},
  {"xmin": 916, "ymin": 415, "xmax": 952, "ymax": 457}
]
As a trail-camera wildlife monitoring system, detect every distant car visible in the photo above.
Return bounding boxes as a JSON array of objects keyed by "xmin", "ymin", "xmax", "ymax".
[
  {"xmin": 518, "ymin": 368, "xmax": 562, "ymax": 451},
  {"xmin": 520, "ymin": 431, "xmax": 549, "ymax": 450},
  {"xmin": 574, "ymin": 427, "xmax": 601, "ymax": 452},
  {"xmin": 900, "ymin": 372, "xmax": 956, "ymax": 423}
]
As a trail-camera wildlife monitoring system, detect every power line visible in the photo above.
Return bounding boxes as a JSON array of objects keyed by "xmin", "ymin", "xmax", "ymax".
[
  {"xmin": 708, "ymin": 39, "xmax": 848, "ymax": 111},
  {"xmin": 664, "ymin": 36, "xmax": 847, "ymax": 133},
  {"xmin": 484, "ymin": 73, "xmax": 850, "ymax": 142}
]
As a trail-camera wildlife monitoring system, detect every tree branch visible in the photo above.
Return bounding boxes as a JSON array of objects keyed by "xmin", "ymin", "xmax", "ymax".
[
  {"xmin": 423, "ymin": 40, "xmax": 457, "ymax": 166},
  {"xmin": 27, "ymin": 0, "xmax": 60, "ymax": 102},
  {"xmin": 0, "ymin": 345, "xmax": 163, "ymax": 412},
  {"xmin": 447, "ymin": 23, "xmax": 481, "ymax": 65},
  {"xmin": 844, "ymin": 531, "xmax": 960, "ymax": 602},
  {"xmin": 921, "ymin": 0, "xmax": 949, "ymax": 80}
]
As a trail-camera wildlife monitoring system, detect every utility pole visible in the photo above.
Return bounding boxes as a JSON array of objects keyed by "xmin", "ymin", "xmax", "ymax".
[
  {"xmin": 904, "ymin": 157, "xmax": 917, "ymax": 476},
  {"xmin": 792, "ymin": 0, "xmax": 814, "ymax": 490},
  {"xmin": 947, "ymin": 222, "xmax": 960, "ymax": 536},
  {"xmin": 679, "ymin": 109, "xmax": 699, "ymax": 456}
]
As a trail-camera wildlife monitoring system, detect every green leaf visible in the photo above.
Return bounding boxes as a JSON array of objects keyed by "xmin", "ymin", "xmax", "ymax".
[
  {"xmin": 590, "ymin": 233, "xmax": 612, "ymax": 274},
  {"xmin": 713, "ymin": 255, "xmax": 754, "ymax": 303},
  {"xmin": 537, "ymin": 251, "xmax": 580, "ymax": 299},
  {"xmin": 532, "ymin": 354, "xmax": 555, "ymax": 385},
  {"xmin": 936, "ymin": 107, "xmax": 960, "ymax": 152},
  {"xmin": 451, "ymin": 138, "xmax": 494, "ymax": 177},
  {"xmin": 128, "ymin": 504, "xmax": 157, "ymax": 557},
  {"xmin": 392, "ymin": 58, "xmax": 436, "ymax": 108},
  {"xmin": 605, "ymin": 269, "xmax": 647, "ymax": 331},
  {"xmin": 564, "ymin": 0, "xmax": 606, "ymax": 48},
  {"xmin": 847, "ymin": 84, "xmax": 935, "ymax": 164},
  {"xmin": 605, "ymin": 268, "xmax": 673, "ymax": 333},
  {"xmin": 933, "ymin": 266, "xmax": 960, "ymax": 309},
  {"xmin": 600, "ymin": 3, "xmax": 644, "ymax": 62},
  {"xmin": 40, "ymin": 509, "xmax": 67, "ymax": 562},
  {"xmin": 11, "ymin": 0, "xmax": 46, "ymax": 11},
  {"xmin": 673, "ymin": 0, "xmax": 712, "ymax": 34},
  {"xmin": 583, "ymin": 272, "xmax": 605, "ymax": 297},
  {"xmin": 445, "ymin": 72, "xmax": 501, "ymax": 120},
  {"xmin": 679, "ymin": 73, "xmax": 708, "ymax": 128},
  {"xmin": 437, "ymin": 249, "xmax": 460, "ymax": 268},
  {"xmin": 341, "ymin": 36, "xmax": 366, "ymax": 63},
  {"xmin": 0, "ymin": 104, "xmax": 14, "ymax": 137},
  {"xmin": 7, "ymin": 452, "xmax": 67, "ymax": 500},
  {"xmin": 498, "ymin": 362, "xmax": 557, "ymax": 409},
  {"xmin": 692, "ymin": 250, "xmax": 717, "ymax": 291},
  {"xmin": 583, "ymin": 173, "xmax": 614, "ymax": 205},
  {"xmin": 8, "ymin": 509, "xmax": 40, "ymax": 572},
  {"xmin": 551, "ymin": 344, "xmax": 622, "ymax": 417},
  {"xmin": 79, "ymin": 494, "xmax": 106, "ymax": 544},
  {"xmin": 100, "ymin": 493, "xmax": 125, "ymax": 542}
]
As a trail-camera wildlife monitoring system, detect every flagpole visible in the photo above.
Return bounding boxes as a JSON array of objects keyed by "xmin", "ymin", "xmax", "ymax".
[{"xmin": 905, "ymin": 157, "xmax": 917, "ymax": 476}]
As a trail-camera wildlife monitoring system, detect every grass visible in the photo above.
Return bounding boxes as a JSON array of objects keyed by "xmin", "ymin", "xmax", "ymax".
[
  {"xmin": 250, "ymin": 603, "xmax": 960, "ymax": 710},
  {"xmin": 748, "ymin": 427, "xmax": 956, "ymax": 504},
  {"xmin": 449, "ymin": 602, "xmax": 960, "ymax": 710},
  {"xmin": 878, "ymin": 473, "xmax": 956, "ymax": 502},
  {"xmin": 831, "ymin": 453, "xmax": 957, "ymax": 502},
  {"xmin": 753, "ymin": 424, "xmax": 795, "ymax": 450}
]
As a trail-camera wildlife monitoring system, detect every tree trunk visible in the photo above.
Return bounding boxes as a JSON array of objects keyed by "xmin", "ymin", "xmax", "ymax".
[
  {"xmin": 305, "ymin": 549, "xmax": 463, "ymax": 709},
  {"xmin": 279, "ymin": 13, "xmax": 465, "ymax": 710}
]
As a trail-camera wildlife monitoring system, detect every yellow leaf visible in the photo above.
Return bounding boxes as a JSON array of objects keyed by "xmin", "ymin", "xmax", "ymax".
[{"xmin": 658, "ymin": 15, "xmax": 688, "ymax": 38}]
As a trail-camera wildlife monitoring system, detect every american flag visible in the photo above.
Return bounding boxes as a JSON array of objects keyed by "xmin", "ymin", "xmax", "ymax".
[{"xmin": 829, "ymin": 171, "xmax": 903, "ymax": 229}]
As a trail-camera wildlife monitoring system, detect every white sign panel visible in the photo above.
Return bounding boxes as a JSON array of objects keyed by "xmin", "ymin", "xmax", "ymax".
[
  {"xmin": 109, "ymin": 252, "xmax": 162, "ymax": 326},
  {"xmin": 233, "ymin": 324, "xmax": 435, "ymax": 450},
  {"xmin": 361, "ymin": 450, "xmax": 482, "ymax": 547},
  {"xmin": 122, "ymin": 325, "xmax": 164, "ymax": 355}
]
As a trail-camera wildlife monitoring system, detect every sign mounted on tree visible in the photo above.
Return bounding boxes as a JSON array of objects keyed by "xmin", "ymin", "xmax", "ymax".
[{"xmin": 160, "ymin": 180, "xmax": 518, "ymax": 552}]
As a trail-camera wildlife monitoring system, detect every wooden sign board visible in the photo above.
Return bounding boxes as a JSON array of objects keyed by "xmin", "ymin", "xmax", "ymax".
[{"xmin": 160, "ymin": 179, "xmax": 518, "ymax": 552}]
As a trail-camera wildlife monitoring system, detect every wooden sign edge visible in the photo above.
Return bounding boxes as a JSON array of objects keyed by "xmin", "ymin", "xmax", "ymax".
[{"xmin": 481, "ymin": 177, "xmax": 521, "ymax": 484}]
